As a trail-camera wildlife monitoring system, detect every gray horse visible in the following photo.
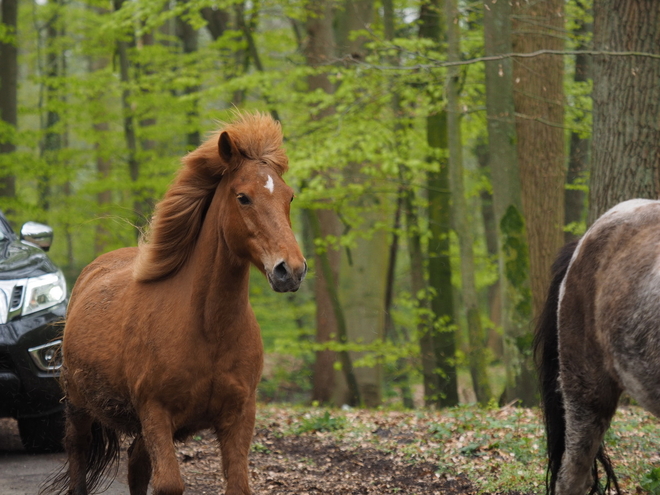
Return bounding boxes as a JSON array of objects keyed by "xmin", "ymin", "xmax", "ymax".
[{"xmin": 535, "ymin": 199, "xmax": 660, "ymax": 495}]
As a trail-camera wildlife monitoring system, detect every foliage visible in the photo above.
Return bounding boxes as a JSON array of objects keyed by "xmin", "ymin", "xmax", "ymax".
[
  {"xmin": 0, "ymin": 0, "xmax": 597, "ymax": 406},
  {"xmin": 641, "ymin": 468, "xmax": 660, "ymax": 495},
  {"xmin": 294, "ymin": 410, "xmax": 347, "ymax": 434}
]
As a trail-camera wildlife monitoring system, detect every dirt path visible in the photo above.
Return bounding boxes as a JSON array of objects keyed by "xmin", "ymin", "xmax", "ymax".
[{"xmin": 178, "ymin": 427, "xmax": 480, "ymax": 495}]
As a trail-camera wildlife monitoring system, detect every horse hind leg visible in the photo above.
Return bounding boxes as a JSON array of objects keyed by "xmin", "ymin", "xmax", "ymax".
[
  {"xmin": 45, "ymin": 403, "xmax": 94, "ymax": 495},
  {"xmin": 127, "ymin": 435, "xmax": 152, "ymax": 495},
  {"xmin": 555, "ymin": 373, "xmax": 621, "ymax": 495}
]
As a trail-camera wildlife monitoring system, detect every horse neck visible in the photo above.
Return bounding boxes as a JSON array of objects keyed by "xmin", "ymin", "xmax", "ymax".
[{"xmin": 186, "ymin": 193, "xmax": 251, "ymax": 331}]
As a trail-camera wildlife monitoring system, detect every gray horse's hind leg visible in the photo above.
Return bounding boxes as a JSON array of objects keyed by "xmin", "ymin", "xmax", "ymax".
[
  {"xmin": 127, "ymin": 435, "xmax": 152, "ymax": 495},
  {"xmin": 555, "ymin": 372, "xmax": 621, "ymax": 495}
]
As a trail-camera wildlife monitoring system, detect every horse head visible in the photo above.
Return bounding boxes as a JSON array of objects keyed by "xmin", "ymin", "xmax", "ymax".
[{"xmin": 215, "ymin": 127, "xmax": 307, "ymax": 293}]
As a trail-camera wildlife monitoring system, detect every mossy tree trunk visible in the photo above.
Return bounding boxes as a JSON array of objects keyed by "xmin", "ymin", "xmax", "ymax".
[
  {"xmin": 420, "ymin": 0, "xmax": 459, "ymax": 408},
  {"xmin": 445, "ymin": 0, "xmax": 492, "ymax": 405},
  {"xmin": 483, "ymin": 0, "xmax": 533, "ymax": 405}
]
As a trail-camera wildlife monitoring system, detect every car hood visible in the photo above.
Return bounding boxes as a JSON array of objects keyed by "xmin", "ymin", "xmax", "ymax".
[{"xmin": 0, "ymin": 239, "xmax": 57, "ymax": 280}]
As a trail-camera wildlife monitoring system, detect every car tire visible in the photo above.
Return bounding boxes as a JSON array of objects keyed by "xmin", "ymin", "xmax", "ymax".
[{"xmin": 18, "ymin": 410, "xmax": 65, "ymax": 453}]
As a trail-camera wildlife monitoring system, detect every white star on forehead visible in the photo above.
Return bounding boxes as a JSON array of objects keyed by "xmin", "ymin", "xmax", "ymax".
[{"xmin": 264, "ymin": 175, "xmax": 274, "ymax": 194}]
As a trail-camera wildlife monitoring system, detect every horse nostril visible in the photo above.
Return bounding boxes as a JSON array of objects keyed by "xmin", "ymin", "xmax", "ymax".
[{"xmin": 274, "ymin": 261, "xmax": 289, "ymax": 281}]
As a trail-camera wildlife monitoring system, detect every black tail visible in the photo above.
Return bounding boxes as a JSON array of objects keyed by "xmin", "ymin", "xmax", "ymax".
[
  {"xmin": 533, "ymin": 239, "xmax": 620, "ymax": 495},
  {"xmin": 39, "ymin": 415, "xmax": 120, "ymax": 495},
  {"xmin": 533, "ymin": 240, "xmax": 575, "ymax": 495}
]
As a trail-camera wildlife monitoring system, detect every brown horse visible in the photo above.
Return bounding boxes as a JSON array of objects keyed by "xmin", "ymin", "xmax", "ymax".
[
  {"xmin": 535, "ymin": 199, "xmax": 660, "ymax": 495},
  {"xmin": 45, "ymin": 112, "xmax": 306, "ymax": 495}
]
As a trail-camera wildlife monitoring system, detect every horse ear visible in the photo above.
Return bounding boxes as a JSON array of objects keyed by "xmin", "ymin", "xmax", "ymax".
[{"xmin": 218, "ymin": 131, "xmax": 238, "ymax": 165}]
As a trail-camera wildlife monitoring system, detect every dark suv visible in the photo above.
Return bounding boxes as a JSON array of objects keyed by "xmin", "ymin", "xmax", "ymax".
[{"xmin": 0, "ymin": 213, "xmax": 67, "ymax": 452}]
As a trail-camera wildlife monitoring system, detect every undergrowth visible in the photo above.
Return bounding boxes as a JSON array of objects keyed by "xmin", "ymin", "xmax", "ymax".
[{"xmin": 257, "ymin": 403, "xmax": 660, "ymax": 494}]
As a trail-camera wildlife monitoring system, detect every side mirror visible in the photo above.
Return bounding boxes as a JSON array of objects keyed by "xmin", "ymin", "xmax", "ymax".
[{"xmin": 20, "ymin": 222, "xmax": 54, "ymax": 252}]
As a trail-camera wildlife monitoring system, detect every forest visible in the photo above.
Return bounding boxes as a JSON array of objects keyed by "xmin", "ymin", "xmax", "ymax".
[{"xmin": 0, "ymin": 0, "xmax": 658, "ymax": 411}]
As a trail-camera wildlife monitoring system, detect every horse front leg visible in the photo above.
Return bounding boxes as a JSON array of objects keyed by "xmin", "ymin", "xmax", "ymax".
[
  {"xmin": 555, "ymin": 372, "xmax": 621, "ymax": 495},
  {"xmin": 127, "ymin": 435, "xmax": 152, "ymax": 495},
  {"xmin": 215, "ymin": 394, "xmax": 256, "ymax": 495},
  {"xmin": 139, "ymin": 406, "xmax": 184, "ymax": 495},
  {"xmin": 63, "ymin": 403, "xmax": 94, "ymax": 495}
]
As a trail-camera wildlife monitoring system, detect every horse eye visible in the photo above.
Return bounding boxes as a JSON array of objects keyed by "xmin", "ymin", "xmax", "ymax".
[
  {"xmin": 290, "ymin": 195, "xmax": 294, "ymax": 204},
  {"xmin": 237, "ymin": 194, "xmax": 251, "ymax": 205}
]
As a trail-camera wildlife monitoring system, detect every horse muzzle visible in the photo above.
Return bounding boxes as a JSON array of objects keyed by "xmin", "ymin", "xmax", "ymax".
[{"xmin": 267, "ymin": 260, "xmax": 307, "ymax": 293}]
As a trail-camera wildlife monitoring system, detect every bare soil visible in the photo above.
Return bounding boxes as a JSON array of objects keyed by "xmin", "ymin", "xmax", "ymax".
[{"xmin": 178, "ymin": 427, "xmax": 479, "ymax": 495}]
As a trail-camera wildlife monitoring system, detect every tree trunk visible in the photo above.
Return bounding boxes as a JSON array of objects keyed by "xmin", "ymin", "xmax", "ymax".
[
  {"xmin": 446, "ymin": 0, "xmax": 491, "ymax": 405},
  {"xmin": 331, "ymin": 0, "xmax": 385, "ymax": 408},
  {"xmin": 483, "ymin": 0, "xmax": 533, "ymax": 405},
  {"xmin": 565, "ymin": 0, "xmax": 591, "ymax": 241},
  {"xmin": 235, "ymin": 3, "xmax": 279, "ymax": 122},
  {"xmin": 512, "ymin": 0, "xmax": 565, "ymax": 320},
  {"xmin": 307, "ymin": 210, "xmax": 361, "ymax": 407},
  {"xmin": 40, "ymin": 0, "xmax": 63, "ymax": 214},
  {"xmin": 383, "ymin": 0, "xmax": 435, "ymax": 407},
  {"xmin": 589, "ymin": 0, "xmax": 660, "ymax": 222},
  {"xmin": 88, "ymin": 42, "xmax": 112, "ymax": 256},
  {"xmin": 511, "ymin": 0, "xmax": 565, "ymax": 405},
  {"xmin": 113, "ymin": 0, "xmax": 140, "ymax": 237},
  {"xmin": 177, "ymin": 1, "xmax": 200, "ymax": 149},
  {"xmin": 382, "ymin": 192, "xmax": 414, "ymax": 408},
  {"xmin": 0, "ymin": 0, "xmax": 18, "ymax": 201},
  {"xmin": 419, "ymin": 0, "xmax": 459, "ymax": 408},
  {"xmin": 304, "ymin": 0, "xmax": 342, "ymax": 405}
]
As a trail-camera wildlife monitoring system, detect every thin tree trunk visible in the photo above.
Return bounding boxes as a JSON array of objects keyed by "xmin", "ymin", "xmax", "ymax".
[
  {"xmin": 307, "ymin": 210, "xmax": 362, "ymax": 407},
  {"xmin": 202, "ymin": 7, "xmax": 247, "ymax": 105},
  {"xmin": 235, "ymin": 2, "xmax": 279, "ymax": 122},
  {"xmin": 113, "ymin": 0, "xmax": 140, "ymax": 237},
  {"xmin": 382, "ymin": 192, "xmax": 414, "ymax": 408},
  {"xmin": 386, "ymin": 0, "xmax": 441, "ymax": 408},
  {"xmin": 177, "ymin": 1, "xmax": 200, "ymax": 149},
  {"xmin": 589, "ymin": 0, "xmax": 660, "ymax": 222},
  {"xmin": 382, "ymin": 0, "xmax": 414, "ymax": 409},
  {"xmin": 39, "ymin": 0, "xmax": 63, "ymax": 213},
  {"xmin": 334, "ymin": 0, "xmax": 385, "ymax": 408},
  {"xmin": 90, "ymin": 52, "xmax": 112, "ymax": 256},
  {"xmin": 419, "ymin": 0, "xmax": 458, "ymax": 408},
  {"xmin": 483, "ymin": 0, "xmax": 533, "ymax": 405},
  {"xmin": 304, "ymin": 0, "xmax": 344, "ymax": 405},
  {"xmin": 405, "ymin": 189, "xmax": 438, "ymax": 406},
  {"xmin": 565, "ymin": 0, "xmax": 591, "ymax": 242},
  {"xmin": 446, "ymin": 0, "xmax": 492, "ymax": 405},
  {"xmin": 0, "ymin": 0, "xmax": 18, "ymax": 201}
]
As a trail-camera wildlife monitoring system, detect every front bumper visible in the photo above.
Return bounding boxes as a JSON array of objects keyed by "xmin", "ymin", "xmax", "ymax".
[{"xmin": 0, "ymin": 301, "xmax": 67, "ymax": 418}]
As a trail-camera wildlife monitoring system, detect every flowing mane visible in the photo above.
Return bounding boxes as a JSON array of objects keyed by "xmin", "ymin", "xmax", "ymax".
[{"xmin": 133, "ymin": 112, "xmax": 288, "ymax": 282}]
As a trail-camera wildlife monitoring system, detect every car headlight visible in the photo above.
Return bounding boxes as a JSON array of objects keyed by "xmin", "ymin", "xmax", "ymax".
[{"xmin": 23, "ymin": 270, "xmax": 66, "ymax": 316}]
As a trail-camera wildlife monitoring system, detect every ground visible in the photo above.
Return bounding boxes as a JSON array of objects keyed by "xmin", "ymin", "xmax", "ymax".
[
  {"xmin": 175, "ymin": 404, "xmax": 543, "ymax": 495},
  {"xmin": 179, "ymin": 426, "xmax": 478, "ymax": 495},
  {"xmin": 174, "ymin": 404, "xmax": 660, "ymax": 495},
  {"xmin": 3, "ymin": 404, "xmax": 660, "ymax": 494}
]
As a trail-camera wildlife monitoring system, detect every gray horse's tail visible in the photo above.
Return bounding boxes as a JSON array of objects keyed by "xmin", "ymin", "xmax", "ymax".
[
  {"xmin": 39, "ymin": 408, "xmax": 120, "ymax": 495},
  {"xmin": 533, "ymin": 239, "xmax": 619, "ymax": 495}
]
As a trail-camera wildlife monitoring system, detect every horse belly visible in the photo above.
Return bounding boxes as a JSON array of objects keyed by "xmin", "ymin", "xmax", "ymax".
[{"xmin": 598, "ymin": 253, "xmax": 660, "ymax": 416}]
